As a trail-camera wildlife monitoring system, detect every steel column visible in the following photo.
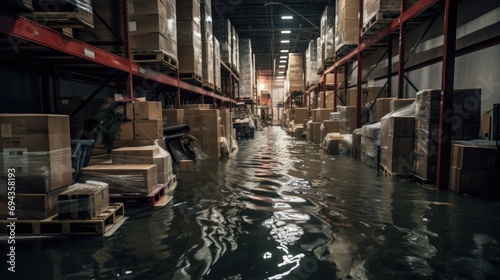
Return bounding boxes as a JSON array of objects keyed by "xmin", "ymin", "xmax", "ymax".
[
  {"xmin": 387, "ymin": 38, "xmax": 393, "ymax": 97},
  {"xmin": 122, "ymin": 0, "xmax": 133, "ymax": 98},
  {"xmin": 357, "ymin": 0, "xmax": 363, "ymax": 128},
  {"xmin": 397, "ymin": 0, "xmax": 407, "ymax": 99},
  {"xmin": 436, "ymin": 0, "xmax": 458, "ymax": 189},
  {"xmin": 322, "ymin": 74, "xmax": 327, "ymax": 108},
  {"xmin": 333, "ymin": 58, "xmax": 338, "ymax": 111}
]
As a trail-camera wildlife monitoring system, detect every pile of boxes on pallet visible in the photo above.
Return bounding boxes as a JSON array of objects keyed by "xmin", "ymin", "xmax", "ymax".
[
  {"xmin": 310, "ymin": 108, "xmax": 334, "ymax": 145},
  {"xmin": 113, "ymin": 101, "xmax": 164, "ymax": 146},
  {"xmin": 232, "ymin": 25, "xmax": 240, "ymax": 74},
  {"xmin": 291, "ymin": 108, "xmax": 309, "ymax": 138},
  {"xmin": 239, "ymin": 38, "xmax": 254, "ymax": 99},
  {"xmin": 413, "ymin": 89, "xmax": 481, "ymax": 181},
  {"xmin": 335, "ymin": 0, "xmax": 359, "ymax": 53},
  {"xmin": 201, "ymin": 0, "xmax": 214, "ymax": 89},
  {"xmin": 338, "ymin": 105, "xmax": 368, "ymax": 134},
  {"xmin": 360, "ymin": 122, "xmax": 381, "ymax": 168},
  {"xmin": 129, "ymin": 0, "xmax": 178, "ymax": 61},
  {"xmin": 177, "ymin": 0, "xmax": 202, "ymax": 79},
  {"xmin": 214, "ymin": 19, "xmax": 232, "ymax": 68},
  {"xmin": 0, "ymin": 114, "xmax": 113, "ymax": 223},
  {"xmin": 287, "ymin": 53, "xmax": 305, "ymax": 94},
  {"xmin": 28, "ymin": 0, "xmax": 95, "ymax": 29},
  {"xmin": 213, "ymin": 37, "xmax": 222, "ymax": 93},
  {"xmin": 305, "ymin": 40, "xmax": 319, "ymax": 89},
  {"xmin": 321, "ymin": 113, "xmax": 341, "ymax": 155},
  {"xmin": 320, "ymin": 6, "xmax": 335, "ymax": 66},
  {"xmin": 316, "ymin": 37, "xmax": 323, "ymax": 73},
  {"xmin": 362, "ymin": 0, "xmax": 419, "ymax": 35}
]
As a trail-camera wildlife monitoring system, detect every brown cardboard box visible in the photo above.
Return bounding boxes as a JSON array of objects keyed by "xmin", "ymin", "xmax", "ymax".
[
  {"xmin": 312, "ymin": 122, "xmax": 322, "ymax": 144},
  {"xmin": 162, "ymin": 109, "xmax": 185, "ymax": 127},
  {"xmin": 388, "ymin": 116, "xmax": 415, "ymax": 137},
  {"xmin": 133, "ymin": 102, "xmax": 162, "ymax": 120},
  {"xmin": 449, "ymin": 167, "xmax": 494, "ymax": 195},
  {"xmin": 112, "ymin": 139, "xmax": 166, "ymax": 150},
  {"xmin": 81, "ymin": 164, "xmax": 157, "ymax": 194},
  {"xmin": 294, "ymin": 108, "xmax": 309, "ymax": 122},
  {"xmin": 0, "ymin": 114, "xmax": 72, "ymax": 193},
  {"xmin": 180, "ymin": 104, "xmax": 212, "ymax": 110},
  {"xmin": 128, "ymin": 0, "xmax": 168, "ymax": 19},
  {"xmin": 374, "ymin": 98, "xmax": 396, "ymax": 121},
  {"xmin": 352, "ymin": 128, "xmax": 362, "ymax": 159},
  {"xmin": 451, "ymin": 143, "xmax": 497, "ymax": 170},
  {"xmin": 325, "ymin": 73, "xmax": 345, "ymax": 84},
  {"xmin": 0, "ymin": 188, "xmax": 67, "ymax": 220},
  {"xmin": 385, "ymin": 136, "xmax": 414, "ymax": 161},
  {"xmin": 201, "ymin": 110, "xmax": 220, "ymax": 129},
  {"xmin": 134, "ymin": 119, "xmax": 163, "ymax": 140},
  {"xmin": 390, "ymin": 98, "xmax": 415, "ymax": 112},
  {"xmin": 312, "ymin": 108, "xmax": 335, "ymax": 122},
  {"xmin": 293, "ymin": 126, "xmax": 304, "ymax": 139},
  {"xmin": 128, "ymin": 14, "xmax": 169, "ymax": 35},
  {"xmin": 179, "ymin": 160, "xmax": 194, "ymax": 171},
  {"xmin": 116, "ymin": 121, "xmax": 134, "ymax": 140},
  {"xmin": 57, "ymin": 181, "xmax": 110, "ymax": 220},
  {"xmin": 184, "ymin": 109, "xmax": 203, "ymax": 128},
  {"xmin": 130, "ymin": 32, "xmax": 173, "ymax": 51},
  {"xmin": 112, "ymin": 145, "xmax": 159, "ymax": 159}
]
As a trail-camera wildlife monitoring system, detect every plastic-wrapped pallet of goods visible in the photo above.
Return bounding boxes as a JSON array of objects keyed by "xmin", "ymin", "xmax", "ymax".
[
  {"xmin": 287, "ymin": 53, "xmax": 304, "ymax": 94},
  {"xmin": 239, "ymin": 38, "xmax": 254, "ymax": 99},
  {"xmin": 201, "ymin": 0, "xmax": 214, "ymax": 89},
  {"xmin": 362, "ymin": 0, "xmax": 419, "ymax": 36},
  {"xmin": 316, "ymin": 37, "xmax": 323, "ymax": 74},
  {"xmin": 214, "ymin": 19, "xmax": 232, "ymax": 66},
  {"xmin": 335, "ymin": 0, "xmax": 359, "ymax": 56},
  {"xmin": 320, "ymin": 6, "xmax": 335, "ymax": 67},
  {"xmin": 29, "ymin": 0, "xmax": 94, "ymax": 28},
  {"xmin": 213, "ymin": 37, "xmax": 222, "ymax": 93},
  {"xmin": 176, "ymin": 0, "xmax": 203, "ymax": 83},
  {"xmin": 361, "ymin": 122, "xmax": 381, "ymax": 168}
]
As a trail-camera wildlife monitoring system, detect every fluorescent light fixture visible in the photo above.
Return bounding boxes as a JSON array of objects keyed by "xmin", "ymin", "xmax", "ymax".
[
  {"xmin": 279, "ymin": 60, "xmax": 286, "ymax": 63},
  {"xmin": 278, "ymin": 65, "xmax": 286, "ymax": 68},
  {"xmin": 281, "ymin": 40, "xmax": 290, "ymax": 43},
  {"xmin": 280, "ymin": 56, "xmax": 287, "ymax": 59},
  {"xmin": 281, "ymin": 16, "xmax": 293, "ymax": 20},
  {"xmin": 276, "ymin": 76, "xmax": 285, "ymax": 78},
  {"xmin": 281, "ymin": 30, "xmax": 291, "ymax": 34},
  {"xmin": 278, "ymin": 71, "xmax": 285, "ymax": 73},
  {"xmin": 280, "ymin": 50, "xmax": 289, "ymax": 53}
]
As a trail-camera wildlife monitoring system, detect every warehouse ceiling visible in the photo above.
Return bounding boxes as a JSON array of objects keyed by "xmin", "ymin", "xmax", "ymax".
[{"xmin": 215, "ymin": 0, "xmax": 334, "ymax": 77}]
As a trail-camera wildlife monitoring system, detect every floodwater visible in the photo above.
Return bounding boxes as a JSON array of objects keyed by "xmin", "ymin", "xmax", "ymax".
[{"xmin": 2, "ymin": 127, "xmax": 500, "ymax": 280}]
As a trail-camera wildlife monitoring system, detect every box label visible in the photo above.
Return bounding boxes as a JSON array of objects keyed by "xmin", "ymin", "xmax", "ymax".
[{"xmin": 3, "ymin": 148, "xmax": 29, "ymax": 173}]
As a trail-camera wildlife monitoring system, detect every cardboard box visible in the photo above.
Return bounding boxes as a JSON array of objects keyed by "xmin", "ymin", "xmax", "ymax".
[
  {"xmin": 0, "ymin": 188, "xmax": 67, "ymax": 220},
  {"xmin": 294, "ymin": 108, "xmax": 309, "ymax": 123},
  {"xmin": 128, "ymin": 14, "xmax": 169, "ymax": 35},
  {"xmin": 293, "ymin": 126, "xmax": 304, "ymax": 139},
  {"xmin": 162, "ymin": 109, "xmax": 185, "ymax": 127},
  {"xmin": 312, "ymin": 108, "xmax": 335, "ymax": 122},
  {"xmin": 0, "ymin": 114, "xmax": 72, "ymax": 193},
  {"xmin": 128, "ymin": 0, "xmax": 168, "ymax": 19},
  {"xmin": 312, "ymin": 122, "xmax": 322, "ymax": 144},
  {"xmin": 390, "ymin": 98, "xmax": 415, "ymax": 112},
  {"xmin": 133, "ymin": 101, "xmax": 162, "ymax": 120},
  {"xmin": 57, "ymin": 181, "xmax": 110, "ymax": 220},
  {"xmin": 388, "ymin": 116, "xmax": 415, "ymax": 137},
  {"xmin": 179, "ymin": 160, "xmax": 194, "ymax": 172},
  {"xmin": 374, "ymin": 98, "xmax": 396, "ymax": 121},
  {"xmin": 81, "ymin": 164, "xmax": 158, "ymax": 194},
  {"xmin": 134, "ymin": 119, "xmax": 163, "ymax": 140},
  {"xmin": 449, "ymin": 167, "xmax": 494, "ymax": 195},
  {"xmin": 385, "ymin": 136, "xmax": 414, "ymax": 161},
  {"xmin": 451, "ymin": 143, "xmax": 497, "ymax": 170},
  {"xmin": 115, "ymin": 121, "xmax": 134, "ymax": 140}
]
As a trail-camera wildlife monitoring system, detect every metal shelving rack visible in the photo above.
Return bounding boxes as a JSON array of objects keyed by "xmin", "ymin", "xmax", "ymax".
[
  {"xmin": 0, "ymin": 11, "xmax": 237, "ymax": 108},
  {"xmin": 308, "ymin": 0, "xmax": 458, "ymax": 188}
]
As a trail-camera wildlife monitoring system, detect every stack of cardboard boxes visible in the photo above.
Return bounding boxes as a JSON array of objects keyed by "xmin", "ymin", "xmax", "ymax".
[
  {"xmin": 287, "ymin": 53, "xmax": 305, "ymax": 94},
  {"xmin": 213, "ymin": 19, "xmax": 232, "ymax": 67},
  {"xmin": 449, "ymin": 142, "xmax": 498, "ymax": 196},
  {"xmin": 335, "ymin": 0, "xmax": 359, "ymax": 52},
  {"xmin": 162, "ymin": 108, "xmax": 185, "ymax": 128},
  {"xmin": 338, "ymin": 106, "xmax": 368, "ymax": 134},
  {"xmin": 200, "ymin": 0, "xmax": 214, "ymax": 89},
  {"xmin": 57, "ymin": 181, "xmax": 110, "ymax": 220},
  {"xmin": 372, "ymin": 97, "xmax": 396, "ymax": 122},
  {"xmin": 321, "ymin": 120, "xmax": 340, "ymax": 150},
  {"xmin": 232, "ymin": 26, "xmax": 240, "ymax": 74},
  {"xmin": 176, "ymin": 0, "xmax": 203, "ymax": 78},
  {"xmin": 183, "ymin": 106, "xmax": 222, "ymax": 159},
  {"xmin": 360, "ymin": 122, "xmax": 381, "ymax": 168},
  {"xmin": 311, "ymin": 108, "xmax": 334, "ymax": 144},
  {"xmin": 239, "ymin": 38, "xmax": 254, "ymax": 99},
  {"xmin": 305, "ymin": 40, "xmax": 319, "ymax": 88},
  {"xmin": 0, "ymin": 114, "xmax": 73, "ymax": 219},
  {"xmin": 213, "ymin": 37, "xmax": 222, "ymax": 92},
  {"xmin": 320, "ymin": 6, "xmax": 335, "ymax": 66},
  {"xmin": 413, "ymin": 89, "xmax": 481, "ymax": 181},
  {"xmin": 380, "ymin": 116, "xmax": 415, "ymax": 176},
  {"xmin": 128, "ymin": 0, "xmax": 178, "ymax": 60}
]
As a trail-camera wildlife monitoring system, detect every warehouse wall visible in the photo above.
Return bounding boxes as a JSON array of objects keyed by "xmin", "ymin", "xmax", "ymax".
[{"xmin": 60, "ymin": 79, "xmax": 115, "ymax": 98}]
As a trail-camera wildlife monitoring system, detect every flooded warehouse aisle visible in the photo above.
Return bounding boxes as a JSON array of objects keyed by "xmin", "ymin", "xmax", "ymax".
[{"xmin": 2, "ymin": 127, "xmax": 500, "ymax": 280}]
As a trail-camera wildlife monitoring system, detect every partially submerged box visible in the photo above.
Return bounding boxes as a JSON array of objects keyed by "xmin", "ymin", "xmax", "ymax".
[
  {"xmin": 58, "ymin": 181, "xmax": 110, "ymax": 220},
  {"xmin": 179, "ymin": 160, "xmax": 194, "ymax": 172}
]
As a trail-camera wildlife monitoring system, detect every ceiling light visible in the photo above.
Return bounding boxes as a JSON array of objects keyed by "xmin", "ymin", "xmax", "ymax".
[
  {"xmin": 278, "ymin": 71, "xmax": 285, "ymax": 73},
  {"xmin": 276, "ymin": 76, "xmax": 285, "ymax": 79},
  {"xmin": 279, "ymin": 60, "xmax": 286, "ymax": 63},
  {"xmin": 280, "ymin": 56, "xmax": 287, "ymax": 59},
  {"xmin": 281, "ymin": 30, "xmax": 291, "ymax": 34},
  {"xmin": 281, "ymin": 40, "xmax": 290, "ymax": 43},
  {"xmin": 280, "ymin": 50, "xmax": 289, "ymax": 53},
  {"xmin": 278, "ymin": 65, "xmax": 286, "ymax": 68},
  {"xmin": 281, "ymin": 16, "xmax": 293, "ymax": 20}
]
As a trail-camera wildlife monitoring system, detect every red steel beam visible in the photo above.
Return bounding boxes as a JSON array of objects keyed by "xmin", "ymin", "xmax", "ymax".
[
  {"xmin": 333, "ymin": 59, "xmax": 338, "ymax": 111},
  {"xmin": 436, "ymin": 0, "xmax": 458, "ymax": 189},
  {"xmin": 122, "ymin": 0, "xmax": 133, "ymax": 98},
  {"xmin": 322, "ymin": 75, "xmax": 327, "ymax": 108},
  {"xmin": 323, "ymin": 0, "xmax": 440, "ymax": 75},
  {"xmin": 397, "ymin": 0, "xmax": 407, "ymax": 98}
]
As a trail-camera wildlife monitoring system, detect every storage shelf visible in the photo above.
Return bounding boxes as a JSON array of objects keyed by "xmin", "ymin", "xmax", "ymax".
[{"xmin": 0, "ymin": 13, "xmax": 236, "ymax": 104}]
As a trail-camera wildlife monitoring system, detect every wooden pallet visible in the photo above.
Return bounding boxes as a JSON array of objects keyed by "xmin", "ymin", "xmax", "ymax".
[
  {"xmin": 203, "ymin": 82, "xmax": 215, "ymax": 91},
  {"xmin": 335, "ymin": 43, "xmax": 357, "ymax": 58},
  {"xmin": 362, "ymin": 11, "xmax": 393, "ymax": 38},
  {"xmin": 131, "ymin": 50, "xmax": 178, "ymax": 71},
  {"xmin": 26, "ymin": 11, "xmax": 94, "ymax": 29},
  {"xmin": 0, "ymin": 203, "xmax": 125, "ymax": 236},
  {"xmin": 110, "ymin": 175, "xmax": 177, "ymax": 207},
  {"xmin": 179, "ymin": 73, "xmax": 202, "ymax": 85}
]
